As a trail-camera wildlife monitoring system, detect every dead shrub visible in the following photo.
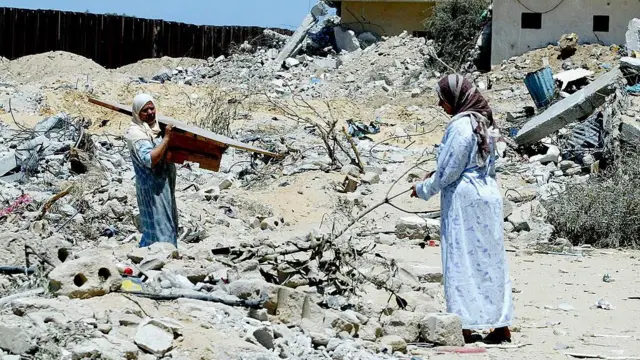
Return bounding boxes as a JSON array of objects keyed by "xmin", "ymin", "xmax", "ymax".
[
  {"xmin": 544, "ymin": 152, "xmax": 640, "ymax": 248},
  {"xmin": 194, "ymin": 88, "xmax": 245, "ymax": 137},
  {"xmin": 424, "ymin": 0, "xmax": 489, "ymax": 71}
]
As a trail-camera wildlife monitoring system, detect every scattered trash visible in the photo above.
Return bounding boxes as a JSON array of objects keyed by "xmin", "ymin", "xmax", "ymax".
[
  {"xmin": 346, "ymin": 119, "xmax": 380, "ymax": 139},
  {"xmin": 602, "ymin": 273, "xmax": 614, "ymax": 283},
  {"xmin": 594, "ymin": 298, "xmax": 614, "ymax": 310}
]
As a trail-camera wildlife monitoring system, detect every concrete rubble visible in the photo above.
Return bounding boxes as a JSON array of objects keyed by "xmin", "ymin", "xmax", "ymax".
[{"xmin": 0, "ymin": 6, "xmax": 640, "ymax": 359}]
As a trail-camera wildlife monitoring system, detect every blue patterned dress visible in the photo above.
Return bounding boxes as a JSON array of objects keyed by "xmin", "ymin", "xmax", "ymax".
[
  {"xmin": 129, "ymin": 137, "xmax": 178, "ymax": 248},
  {"xmin": 416, "ymin": 114, "xmax": 513, "ymax": 329}
]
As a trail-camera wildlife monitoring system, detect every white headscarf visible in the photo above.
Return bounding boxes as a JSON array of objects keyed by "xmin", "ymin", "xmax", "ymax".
[{"xmin": 125, "ymin": 94, "xmax": 161, "ymax": 150}]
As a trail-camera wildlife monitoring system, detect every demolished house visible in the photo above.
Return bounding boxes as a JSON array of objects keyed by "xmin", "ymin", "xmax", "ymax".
[
  {"xmin": 328, "ymin": 0, "xmax": 436, "ymax": 37},
  {"xmin": 491, "ymin": 0, "xmax": 640, "ymax": 64}
]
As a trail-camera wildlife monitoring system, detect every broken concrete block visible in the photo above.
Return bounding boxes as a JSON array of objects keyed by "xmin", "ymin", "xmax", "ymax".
[
  {"xmin": 334, "ymin": 27, "xmax": 361, "ymax": 52},
  {"xmin": 381, "ymin": 310, "xmax": 422, "ymax": 343},
  {"xmin": 361, "ymin": 172, "xmax": 380, "ymax": 185},
  {"xmin": 260, "ymin": 217, "xmax": 283, "ymax": 231},
  {"xmin": 0, "ymin": 316, "xmax": 36, "ymax": 355},
  {"xmin": 508, "ymin": 205, "xmax": 532, "ymax": 232},
  {"xmin": 127, "ymin": 242, "xmax": 179, "ymax": 264},
  {"xmin": 72, "ymin": 336, "xmax": 139, "ymax": 360},
  {"xmin": 247, "ymin": 327, "xmax": 275, "ymax": 350},
  {"xmin": 529, "ymin": 145, "xmax": 560, "ymax": 164},
  {"xmin": 620, "ymin": 57, "xmax": 640, "ymax": 85},
  {"xmin": 248, "ymin": 308, "xmax": 269, "ymax": 322},
  {"xmin": 420, "ymin": 313, "xmax": 464, "ymax": 346},
  {"xmin": 312, "ymin": 58, "xmax": 339, "ymax": 70},
  {"xmin": 359, "ymin": 320, "xmax": 383, "ymax": 342},
  {"xmin": 516, "ymin": 68, "xmax": 621, "ymax": 145},
  {"xmin": 558, "ymin": 33, "xmax": 578, "ymax": 58},
  {"xmin": 341, "ymin": 164, "xmax": 360, "ymax": 177},
  {"xmin": 134, "ymin": 319, "xmax": 174, "ymax": 356},
  {"xmin": 227, "ymin": 279, "xmax": 268, "ymax": 300},
  {"xmin": 357, "ymin": 32, "xmax": 378, "ymax": 47},
  {"xmin": 284, "ymin": 57, "xmax": 301, "ymax": 68},
  {"xmin": 275, "ymin": 287, "xmax": 306, "ymax": 324},
  {"xmin": 395, "ymin": 216, "xmax": 440, "ymax": 239},
  {"xmin": 626, "ymin": 18, "xmax": 640, "ymax": 56},
  {"xmin": 0, "ymin": 152, "xmax": 17, "ymax": 177},
  {"xmin": 378, "ymin": 335, "xmax": 407, "ymax": 353},
  {"xmin": 48, "ymin": 256, "xmax": 122, "ymax": 299}
]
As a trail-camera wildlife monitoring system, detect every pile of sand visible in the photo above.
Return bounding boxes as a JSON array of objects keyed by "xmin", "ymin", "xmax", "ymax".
[
  {"xmin": 6, "ymin": 51, "xmax": 109, "ymax": 84},
  {"xmin": 117, "ymin": 56, "xmax": 206, "ymax": 79}
]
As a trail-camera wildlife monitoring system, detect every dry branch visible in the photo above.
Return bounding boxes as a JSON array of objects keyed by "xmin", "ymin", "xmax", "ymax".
[{"xmin": 36, "ymin": 185, "xmax": 75, "ymax": 221}]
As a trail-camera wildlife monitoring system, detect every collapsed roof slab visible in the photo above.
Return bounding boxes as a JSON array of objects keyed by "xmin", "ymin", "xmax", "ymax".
[{"xmin": 515, "ymin": 68, "xmax": 622, "ymax": 145}]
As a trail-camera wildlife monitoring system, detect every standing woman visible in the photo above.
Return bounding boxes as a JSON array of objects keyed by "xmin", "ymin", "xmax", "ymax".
[
  {"xmin": 411, "ymin": 74, "xmax": 513, "ymax": 344},
  {"xmin": 125, "ymin": 94, "xmax": 179, "ymax": 248}
]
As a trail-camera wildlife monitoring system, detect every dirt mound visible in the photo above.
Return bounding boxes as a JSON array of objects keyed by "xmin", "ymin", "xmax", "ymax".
[
  {"xmin": 6, "ymin": 51, "xmax": 108, "ymax": 83},
  {"xmin": 117, "ymin": 56, "xmax": 206, "ymax": 79}
]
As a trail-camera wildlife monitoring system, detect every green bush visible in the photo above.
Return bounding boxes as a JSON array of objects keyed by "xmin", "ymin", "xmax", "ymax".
[
  {"xmin": 424, "ymin": 0, "xmax": 489, "ymax": 71},
  {"xmin": 544, "ymin": 152, "xmax": 640, "ymax": 248}
]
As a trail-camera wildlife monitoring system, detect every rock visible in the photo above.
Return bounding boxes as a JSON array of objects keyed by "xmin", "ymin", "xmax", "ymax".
[
  {"xmin": 529, "ymin": 145, "xmax": 560, "ymax": 164},
  {"xmin": 260, "ymin": 217, "xmax": 283, "ymax": 231},
  {"xmin": 504, "ymin": 221, "xmax": 515, "ymax": 233},
  {"xmin": 313, "ymin": 58, "xmax": 339, "ymax": 70},
  {"xmin": 559, "ymin": 33, "xmax": 578, "ymax": 57},
  {"xmin": 227, "ymin": 279, "xmax": 269, "ymax": 300},
  {"xmin": 565, "ymin": 167, "xmax": 582, "ymax": 176},
  {"xmin": 334, "ymin": 27, "xmax": 360, "ymax": 52},
  {"xmin": 128, "ymin": 242, "xmax": 179, "ymax": 264},
  {"xmin": 508, "ymin": 205, "xmax": 532, "ymax": 232},
  {"xmin": 97, "ymin": 323, "xmax": 112, "ymax": 334},
  {"xmin": 361, "ymin": 172, "xmax": 380, "ymax": 185},
  {"xmin": 559, "ymin": 160, "xmax": 576, "ymax": 171},
  {"xmin": 420, "ymin": 313, "xmax": 464, "ymax": 346},
  {"xmin": 341, "ymin": 164, "xmax": 360, "ymax": 177},
  {"xmin": 48, "ymin": 256, "xmax": 122, "ymax": 299},
  {"xmin": 275, "ymin": 287, "xmax": 307, "ymax": 324},
  {"xmin": 248, "ymin": 308, "xmax": 269, "ymax": 322},
  {"xmin": 381, "ymin": 310, "xmax": 422, "ymax": 342},
  {"xmin": 325, "ymin": 310, "xmax": 361, "ymax": 335},
  {"xmin": 411, "ymin": 88, "xmax": 421, "ymax": 98},
  {"xmin": 134, "ymin": 319, "xmax": 174, "ymax": 356},
  {"xmin": 248, "ymin": 327, "xmax": 275, "ymax": 349},
  {"xmin": 357, "ymin": 32, "xmax": 378, "ymax": 47},
  {"xmin": 378, "ymin": 335, "xmax": 407, "ymax": 353},
  {"xmin": 503, "ymin": 198, "xmax": 514, "ymax": 220},
  {"xmin": 72, "ymin": 336, "xmax": 139, "ymax": 360},
  {"xmin": 285, "ymin": 57, "xmax": 301, "ymax": 68},
  {"xmin": 0, "ymin": 317, "xmax": 35, "ymax": 355},
  {"xmin": 359, "ymin": 320, "xmax": 383, "ymax": 342}
]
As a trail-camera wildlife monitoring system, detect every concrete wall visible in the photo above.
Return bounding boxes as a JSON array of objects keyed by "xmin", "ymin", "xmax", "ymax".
[
  {"xmin": 492, "ymin": 0, "xmax": 640, "ymax": 65},
  {"xmin": 340, "ymin": 1, "xmax": 436, "ymax": 36}
]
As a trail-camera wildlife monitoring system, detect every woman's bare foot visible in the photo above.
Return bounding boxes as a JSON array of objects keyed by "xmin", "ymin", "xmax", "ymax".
[
  {"xmin": 482, "ymin": 327, "xmax": 511, "ymax": 344},
  {"xmin": 462, "ymin": 329, "xmax": 483, "ymax": 344}
]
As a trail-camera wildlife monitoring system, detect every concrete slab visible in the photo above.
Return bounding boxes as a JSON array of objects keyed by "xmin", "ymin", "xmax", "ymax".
[
  {"xmin": 0, "ymin": 152, "xmax": 17, "ymax": 177},
  {"xmin": 269, "ymin": 2, "xmax": 327, "ymax": 71},
  {"xmin": 515, "ymin": 68, "xmax": 621, "ymax": 145},
  {"xmin": 620, "ymin": 57, "xmax": 640, "ymax": 85},
  {"xmin": 553, "ymin": 68, "xmax": 594, "ymax": 90}
]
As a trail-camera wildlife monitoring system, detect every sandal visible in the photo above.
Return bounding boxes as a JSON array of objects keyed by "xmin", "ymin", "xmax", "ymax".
[
  {"xmin": 463, "ymin": 330, "xmax": 484, "ymax": 344},
  {"xmin": 482, "ymin": 327, "xmax": 512, "ymax": 344}
]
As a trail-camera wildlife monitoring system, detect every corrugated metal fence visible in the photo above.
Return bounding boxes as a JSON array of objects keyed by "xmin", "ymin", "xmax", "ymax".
[{"xmin": 0, "ymin": 7, "xmax": 292, "ymax": 68}]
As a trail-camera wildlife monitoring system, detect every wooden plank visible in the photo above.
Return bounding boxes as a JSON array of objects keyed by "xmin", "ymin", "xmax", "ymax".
[
  {"xmin": 167, "ymin": 150, "xmax": 221, "ymax": 172},
  {"xmin": 87, "ymin": 97, "xmax": 281, "ymax": 158}
]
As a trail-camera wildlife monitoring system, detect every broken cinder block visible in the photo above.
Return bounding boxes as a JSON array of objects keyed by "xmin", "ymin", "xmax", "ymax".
[{"xmin": 48, "ymin": 256, "xmax": 122, "ymax": 299}]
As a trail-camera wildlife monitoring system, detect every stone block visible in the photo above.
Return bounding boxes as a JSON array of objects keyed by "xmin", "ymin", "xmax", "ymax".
[
  {"xmin": 420, "ymin": 313, "xmax": 464, "ymax": 346},
  {"xmin": 48, "ymin": 256, "xmax": 121, "ymax": 299}
]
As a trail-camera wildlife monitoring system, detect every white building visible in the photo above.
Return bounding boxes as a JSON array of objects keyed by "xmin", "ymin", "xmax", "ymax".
[{"xmin": 491, "ymin": 0, "xmax": 640, "ymax": 64}]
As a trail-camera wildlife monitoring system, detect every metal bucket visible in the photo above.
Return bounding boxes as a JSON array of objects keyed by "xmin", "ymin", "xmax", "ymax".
[{"xmin": 524, "ymin": 66, "xmax": 556, "ymax": 108}]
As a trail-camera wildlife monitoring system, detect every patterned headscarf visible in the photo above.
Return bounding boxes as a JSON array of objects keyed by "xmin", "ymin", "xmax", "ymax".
[{"xmin": 436, "ymin": 74, "xmax": 497, "ymax": 167}]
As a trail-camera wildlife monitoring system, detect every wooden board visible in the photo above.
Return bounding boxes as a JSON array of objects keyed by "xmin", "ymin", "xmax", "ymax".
[{"xmin": 88, "ymin": 97, "xmax": 281, "ymax": 158}]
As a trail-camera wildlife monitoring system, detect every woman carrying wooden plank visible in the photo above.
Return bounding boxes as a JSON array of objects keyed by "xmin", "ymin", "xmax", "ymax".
[{"xmin": 125, "ymin": 94, "xmax": 179, "ymax": 248}]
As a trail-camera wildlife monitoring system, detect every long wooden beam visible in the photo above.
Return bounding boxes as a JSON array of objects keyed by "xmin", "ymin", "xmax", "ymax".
[{"xmin": 88, "ymin": 97, "xmax": 282, "ymax": 158}]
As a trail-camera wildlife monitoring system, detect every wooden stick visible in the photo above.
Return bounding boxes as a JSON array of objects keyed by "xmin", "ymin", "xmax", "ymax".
[
  {"xmin": 36, "ymin": 185, "xmax": 75, "ymax": 221},
  {"xmin": 342, "ymin": 127, "xmax": 364, "ymax": 171}
]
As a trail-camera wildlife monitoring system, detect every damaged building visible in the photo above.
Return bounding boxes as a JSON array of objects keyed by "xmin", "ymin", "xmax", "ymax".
[
  {"xmin": 328, "ymin": 0, "xmax": 436, "ymax": 37},
  {"xmin": 491, "ymin": 0, "xmax": 640, "ymax": 64}
]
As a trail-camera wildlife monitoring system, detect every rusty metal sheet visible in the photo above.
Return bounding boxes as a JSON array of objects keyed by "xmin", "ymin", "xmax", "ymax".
[{"xmin": 88, "ymin": 97, "xmax": 281, "ymax": 158}]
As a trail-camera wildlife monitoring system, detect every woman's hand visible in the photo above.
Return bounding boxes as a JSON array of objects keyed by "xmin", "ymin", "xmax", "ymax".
[
  {"xmin": 410, "ymin": 171, "xmax": 435, "ymax": 198},
  {"xmin": 163, "ymin": 124, "xmax": 174, "ymax": 143}
]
